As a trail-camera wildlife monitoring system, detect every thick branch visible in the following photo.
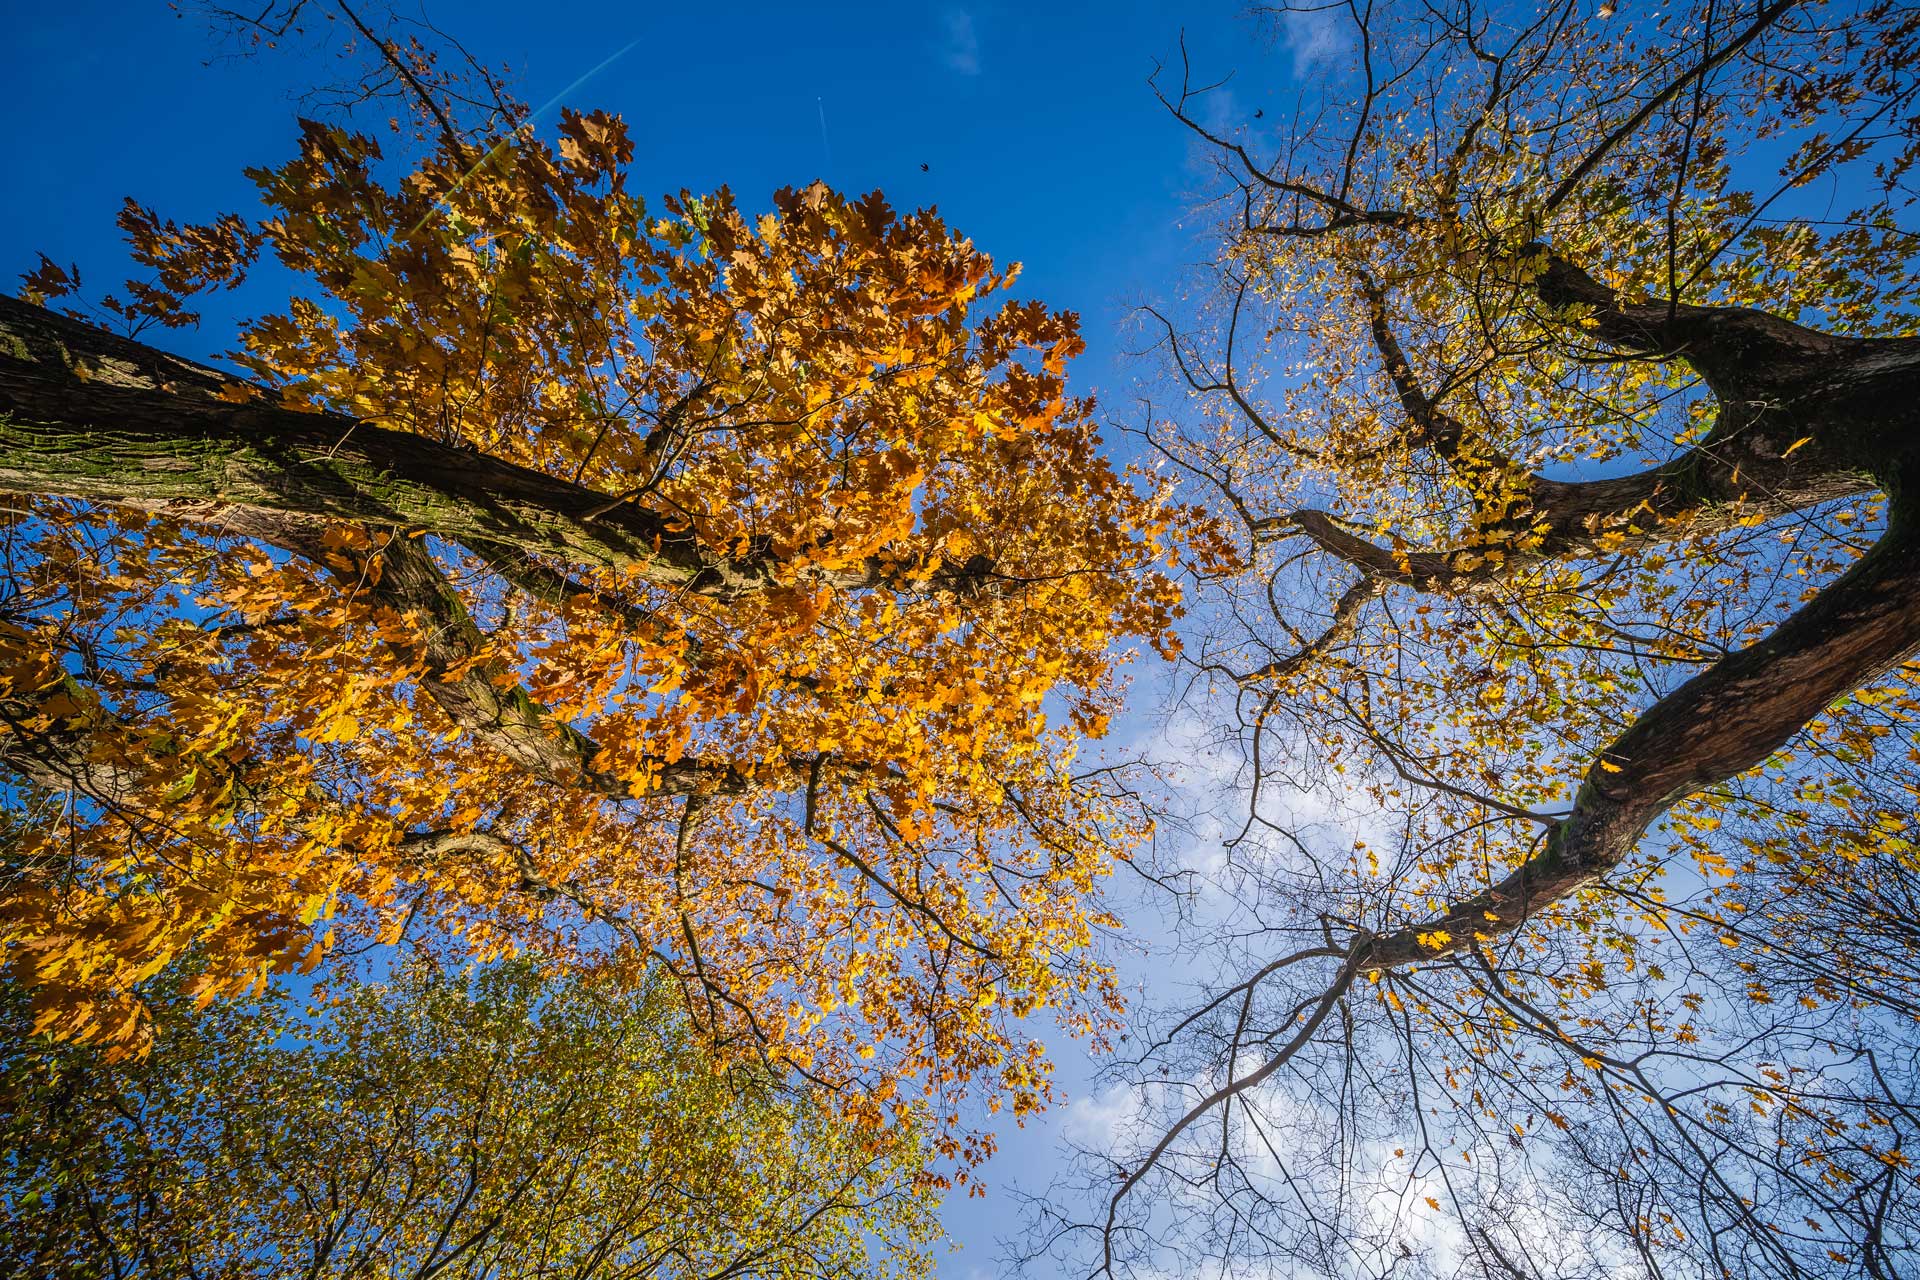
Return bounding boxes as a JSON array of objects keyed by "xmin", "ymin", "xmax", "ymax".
[
  {"xmin": 397, "ymin": 827, "xmax": 571, "ymax": 899},
  {"xmin": 306, "ymin": 525, "xmax": 739, "ymax": 800},
  {"xmin": 0, "ymin": 295, "xmax": 1001, "ymax": 602},
  {"xmin": 1269, "ymin": 407, "xmax": 1886, "ymax": 595},
  {"xmin": 463, "ymin": 537, "xmax": 661, "ymax": 633},
  {"xmin": 252, "ymin": 526, "xmax": 934, "ymax": 807},
  {"xmin": 1359, "ymin": 276, "xmax": 1474, "ymax": 464},
  {"xmin": 1237, "ymin": 576, "xmax": 1384, "ymax": 686},
  {"xmin": 1311, "ymin": 262, "xmax": 1919, "ymax": 596},
  {"xmin": 1363, "ymin": 499, "xmax": 1920, "ymax": 968},
  {"xmin": 0, "ymin": 661, "xmax": 148, "ymax": 807},
  {"xmin": 1528, "ymin": 250, "xmax": 1882, "ymax": 397},
  {"xmin": 0, "ymin": 296, "xmax": 773, "ymax": 595}
]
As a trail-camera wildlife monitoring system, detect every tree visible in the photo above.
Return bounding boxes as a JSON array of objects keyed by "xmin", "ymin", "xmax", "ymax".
[
  {"xmin": 1, "ymin": 957, "xmax": 939, "ymax": 1278},
  {"xmin": 1048, "ymin": 1, "xmax": 1920, "ymax": 1276},
  {"xmin": 0, "ymin": 12, "xmax": 1225, "ymax": 1169}
]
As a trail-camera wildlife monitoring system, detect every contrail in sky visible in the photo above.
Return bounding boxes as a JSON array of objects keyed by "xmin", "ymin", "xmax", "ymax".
[
  {"xmin": 816, "ymin": 96, "xmax": 834, "ymax": 176},
  {"xmin": 528, "ymin": 37, "xmax": 643, "ymax": 126},
  {"xmin": 407, "ymin": 36, "xmax": 643, "ymax": 237}
]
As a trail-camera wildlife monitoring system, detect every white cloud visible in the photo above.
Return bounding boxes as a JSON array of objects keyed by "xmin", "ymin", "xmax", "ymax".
[
  {"xmin": 1278, "ymin": 6, "xmax": 1350, "ymax": 78},
  {"xmin": 942, "ymin": 9, "xmax": 982, "ymax": 76},
  {"xmin": 1061, "ymin": 1081, "xmax": 1146, "ymax": 1149},
  {"xmin": 1200, "ymin": 85, "xmax": 1242, "ymax": 137}
]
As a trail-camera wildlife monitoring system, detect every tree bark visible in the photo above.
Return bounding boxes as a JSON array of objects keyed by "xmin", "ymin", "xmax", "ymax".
[
  {"xmin": 0, "ymin": 295, "xmax": 1001, "ymax": 601},
  {"xmin": 1364, "ymin": 490, "xmax": 1920, "ymax": 968},
  {"xmin": 1274, "ymin": 258, "xmax": 1920, "ymax": 598},
  {"xmin": 1336, "ymin": 251, "xmax": 1920, "ymax": 966}
]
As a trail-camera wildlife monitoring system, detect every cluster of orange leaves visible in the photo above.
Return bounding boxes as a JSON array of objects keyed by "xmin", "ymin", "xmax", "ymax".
[{"xmin": 0, "ymin": 104, "xmax": 1233, "ymax": 1159}]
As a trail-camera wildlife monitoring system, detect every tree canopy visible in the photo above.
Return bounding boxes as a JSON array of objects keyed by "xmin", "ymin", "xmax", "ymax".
[
  {"xmin": 10, "ymin": 1, "xmax": 1920, "ymax": 1276},
  {"xmin": 1051, "ymin": 1, "xmax": 1920, "ymax": 1277},
  {"xmin": 0, "ymin": 16, "xmax": 1225, "ymax": 1173},
  {"xmin": 2, "ymin": 957, "xmax": 938, "ymax": 1279}
]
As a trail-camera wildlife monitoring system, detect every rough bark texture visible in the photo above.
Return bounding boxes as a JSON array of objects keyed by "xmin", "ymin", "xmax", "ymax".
[
  {"xmin": 0, "ymin": 665, "xmax": 149, "ymax": 808},
  {"xmin": 0, "ymin": 297, "xmax": 778, "ymax": 592},
  {"xmin": 0, "ymin": 300, "xmax": 955, "ymax": 804},
  {"xmin": 1280, "ymin": 248, "xmax": 1920, "ymax": 600},
  {"xmin": 0, "ymin": 295, "xmax": 1000, "ymax": 601},
  {"xmin": 1349, "ymin": 249, "xmax": 1920, "ymax": 969},
  {"xmin": 324, "ymin": 528, "xmax": 740, "ymax": 800}
]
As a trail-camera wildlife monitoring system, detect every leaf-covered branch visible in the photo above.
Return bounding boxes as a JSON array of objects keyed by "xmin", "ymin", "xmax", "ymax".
[{"xmin": 0, "ymin": 294, "xmax": 985, "ymax": 602}]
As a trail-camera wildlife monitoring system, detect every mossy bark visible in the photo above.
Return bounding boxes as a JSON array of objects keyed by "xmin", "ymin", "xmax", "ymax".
[{"xmin": 0, "ymin": 294, "xmax": 769, "ymax": 597}]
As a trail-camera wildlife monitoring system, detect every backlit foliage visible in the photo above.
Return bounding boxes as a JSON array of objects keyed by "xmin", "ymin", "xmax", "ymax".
[
  {"xmin": 0, "ymin": 54, "xmax": 1227, "ymax": 1167},
  {"xmin": 1061, "ymin": 1, "xmax": 1920, "ymax": 1276}
]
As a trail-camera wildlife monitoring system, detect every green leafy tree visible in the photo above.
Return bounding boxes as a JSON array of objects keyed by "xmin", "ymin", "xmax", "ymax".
[{"xmin": 2, "ymin": 958, "xmax": 938, "ymax": 1279}]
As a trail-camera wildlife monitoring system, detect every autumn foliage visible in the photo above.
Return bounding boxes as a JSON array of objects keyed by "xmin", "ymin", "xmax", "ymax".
[
  {"xmin": 0, "ymin": 74, "xmax": 1223, "ymax": 1164},
  {"xmin": 1068, "ymin": 1, "xmax": 1920, "ymax": 1275}
]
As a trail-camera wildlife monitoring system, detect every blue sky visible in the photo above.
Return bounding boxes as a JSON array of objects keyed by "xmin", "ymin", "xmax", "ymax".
[
  {"xmin": 4, "ymin": 1, "xmax": 1309, "ymax": 406},
  {"xmin": 3, "ymin": 2, "xmax": 1319, "ymax": 1273}
]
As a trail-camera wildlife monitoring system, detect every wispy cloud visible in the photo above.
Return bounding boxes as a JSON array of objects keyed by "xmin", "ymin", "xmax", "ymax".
[
  {"xmin": 1061, "ymin": 1081, "xmax": 1147, "ymax": 1148},
  {"xmin": 1200, "ymin": 85, "xmax": 1242, "ymax": 137},
  {"xmin": 942, "ymin": 9, "xmax": 982, "ymax": 76},
  {"xmin": 1277, "ymin": 6, "xmax": 1350, "ymax": 78}
]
